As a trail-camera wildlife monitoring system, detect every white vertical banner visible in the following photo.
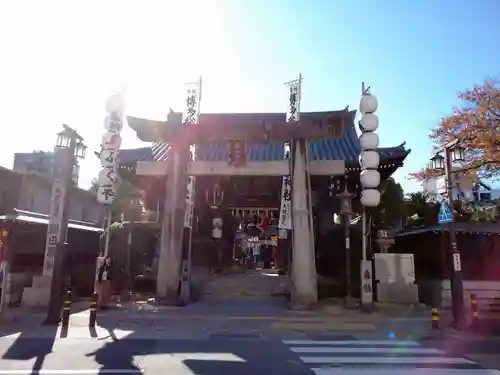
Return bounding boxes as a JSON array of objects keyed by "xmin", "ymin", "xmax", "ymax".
[
  {"xmin": 42, "ymin": 178, "xmax": 66, "ymax": 276},
  {"xmin": 182, "ymin": 78, "xmax": 202, "ymax": 228},
  {"xmin": 278, "ymin": 76, "xmax": 302, "ymax": 231}
]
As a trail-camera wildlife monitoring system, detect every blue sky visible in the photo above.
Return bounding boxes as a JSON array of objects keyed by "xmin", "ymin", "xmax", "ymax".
[{"xmin": 0, "ymin": 0, "xmax": 498, "ymax": 192}]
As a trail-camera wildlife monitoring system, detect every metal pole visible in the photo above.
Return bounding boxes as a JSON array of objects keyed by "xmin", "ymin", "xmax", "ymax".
[
  {"xmin": 445, "ymin": 146, "xmax": 465, "ymax": 329},
  {"xmin": 44, "ymin": 134, "xmax": 76, "ymax": 325},
  {"xmin": 344, "ymin": 210, "xmax": 353, "ymax": 308},
  {"xmin": 0, "ymin": 260, "xmax": 9, "ymax": 314},
  {"xmin": 361, "ymin": 210, "xmax": 367, "ymax": 261},
  {"xmin": 103, "ymin": 209, "xmax": 112, "ymax": 258}
]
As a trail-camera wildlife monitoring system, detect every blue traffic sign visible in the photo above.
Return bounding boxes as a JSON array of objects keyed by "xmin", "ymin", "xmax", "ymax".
[{"xmin": 438, "ymin": 201, "xmax": 452, "ymax": 224}]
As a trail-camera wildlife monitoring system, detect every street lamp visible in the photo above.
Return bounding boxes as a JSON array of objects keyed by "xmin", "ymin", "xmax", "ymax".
[
  {"xmin": 430, "ymin": 139, "xmax": 465, "ymax": 329},
  {"xmin": 338, "ymin": 182, "xmax": 354, "ymax": 308},
  {"xmin": 430, "ymin": 154, "xmax": 444, "ymax": 170},
  {"xmin": 44, "ymin": 125, "xmax": 86, "ymax": 325}
]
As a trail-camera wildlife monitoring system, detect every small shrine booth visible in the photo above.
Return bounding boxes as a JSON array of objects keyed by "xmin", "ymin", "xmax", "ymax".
[{"xmin": 118, "ymin": 109, "xmax": 410, "ymax": 302}]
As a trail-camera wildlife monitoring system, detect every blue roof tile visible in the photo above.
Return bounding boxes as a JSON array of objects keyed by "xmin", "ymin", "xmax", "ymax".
[{"xmin": 118, "ymin": 119, "xmax": 408, "ymax": 167}]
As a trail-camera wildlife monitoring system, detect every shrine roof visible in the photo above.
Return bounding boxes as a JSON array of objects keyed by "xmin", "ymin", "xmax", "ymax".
[
  {"xmin": 127, "ymin": 110, "xmax": 355, "ymax": 143},
  {"xmin": 118, "ymin": 124, "xmax": 410, "ymax": 166},
  {"xmin": 119, "ymin": 109, "xmax": 410, "ymax": 166}
]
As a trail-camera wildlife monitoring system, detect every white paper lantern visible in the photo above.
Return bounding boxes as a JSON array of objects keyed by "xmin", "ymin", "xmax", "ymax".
[
  {"xmin": 104, "ymin": 114, "xmax": 123, "ymax": 133},
  {"xmin": 360, "ymin": 94, "xmax": 378, "ymax": 114},
  {"xmin": 101, "ymin": 132, "xmax": 122, "ymax": 150},
  {"xmin": 359, "ymin": 150, "xmax": 380, "ymax": 169},
  {"xmin": 361, "ymin": 188, "xmax": 381, "ymax": 207},
  {"xmin": 359, "ymin": 113, "xmax": 379, "ymax": 132},
  {"xmin": 98, "ymin": 167, "xmax": 117, "ymax": 186},
  {"xmin": 100, "ymin": 149, "xmax": 117, "ymax": 168},
  {"xmin": 360, "ymin": 169, "xmax": 381, "ymax": 188},
  {"xmin": 106, "ymin": 93, "xmax": 125, "ymax": 115},
  {"xmin": 360, "ymin": 132, "xmax": 379, "ymax": 150},
  {"xmin": 96, "ymin": 185, "xmax": 116, "ymax": 205}
]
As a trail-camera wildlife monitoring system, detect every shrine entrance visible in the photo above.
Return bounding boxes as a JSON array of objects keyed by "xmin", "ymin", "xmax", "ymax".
[{"xmin": 120, "ymin": 78, "xmax": 411, "ymax": 308}]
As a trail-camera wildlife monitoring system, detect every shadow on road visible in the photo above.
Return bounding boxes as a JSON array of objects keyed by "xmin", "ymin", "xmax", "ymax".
[
  {"xmin": 84, "ymin": 315, "xmax": 306, "ymax": 374},
  {"xmin": 1, "ymin": 324, "xmax": 58, "ymax": 373}
]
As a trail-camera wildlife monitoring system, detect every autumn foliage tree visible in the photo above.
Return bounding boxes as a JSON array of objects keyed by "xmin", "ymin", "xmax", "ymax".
[{"xmin": 410, "ymin": 78, "xmax": 500, "ymax": 181}]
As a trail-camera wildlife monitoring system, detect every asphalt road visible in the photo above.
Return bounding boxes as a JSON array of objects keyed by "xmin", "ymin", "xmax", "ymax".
[
  {"xmin": 0, "ymin": 336, "xmax": 309, "ymax": 375},
  {"xmin": 0, "ymin": 335, "xmax": 498, "ymax": 374}
]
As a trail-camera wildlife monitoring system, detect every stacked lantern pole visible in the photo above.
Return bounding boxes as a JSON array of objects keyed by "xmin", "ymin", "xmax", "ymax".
[
  {"xmin": 96, "ymin": 92, "xmax": 124, "ymax": 270},
  {"xmin": 358, "ymin": 83, "xmax": 380, "ymax": 312}
]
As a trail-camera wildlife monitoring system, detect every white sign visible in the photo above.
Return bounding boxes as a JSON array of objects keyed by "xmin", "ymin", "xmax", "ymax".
[
  {"xmin": 182, "ymin": 79, "xmax": 202, "ymax": 228},
  {"xmin": 279, "ymin": 76, "xmax": 302, "ymax": 230},
  {"xmin": 453, "ymin": 253, "xmax": 462, "ymax": 272},
  {"xmin": 43, "ymin": 179, "xmax": 66, "ymax": 276},
  {"xmin": 278, "ymin": 175, "xmax": 292, "ymax": 229},
  {"xmin": 183, "ymin": 176, "xmax": 195, "ymax": 228},
  {"xmin": 360, "ymin": 260, "xmax": 373, "ymax": 305}
]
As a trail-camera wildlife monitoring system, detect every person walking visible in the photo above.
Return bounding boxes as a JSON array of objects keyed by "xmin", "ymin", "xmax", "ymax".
[{"xmin": 96, "ymin": 257, "xmax": 113, "ymax": 309}]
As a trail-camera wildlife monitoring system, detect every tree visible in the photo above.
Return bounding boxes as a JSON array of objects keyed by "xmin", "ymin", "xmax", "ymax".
[
  {"xmin": 405, "ymin": 192, "xmax": 439, "ymax": 226},
  {"xmin": 371, "ymin": 177, "xmax": 407, "ymax": 229},
  {"xmin": 90, "ymin": 176, "xmax": 149, "ymax": 222},
  {"xmin": 410, "ymin": 78, "xmax": 500, "ymax": 181}
]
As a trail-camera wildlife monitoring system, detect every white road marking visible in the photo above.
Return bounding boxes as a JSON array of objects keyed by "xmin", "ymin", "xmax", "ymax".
[{"xmin": 283, "ymin": 340, "xmax": 421, "ymax": 346}]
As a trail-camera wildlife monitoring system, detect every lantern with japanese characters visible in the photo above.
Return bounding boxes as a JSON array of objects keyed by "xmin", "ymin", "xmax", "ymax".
[
  {"xmin": 96, "ymin": 93, "xmax": 124, "ymax": 205},
  {"xmin": 359, "ymin": 92, "xmax": 380, "ymax": 207}
]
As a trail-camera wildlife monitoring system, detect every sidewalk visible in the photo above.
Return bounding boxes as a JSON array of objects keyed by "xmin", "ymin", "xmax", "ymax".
[{"xmin": 2, "ymin": 299, "xmax": 500, "ymax": 341}]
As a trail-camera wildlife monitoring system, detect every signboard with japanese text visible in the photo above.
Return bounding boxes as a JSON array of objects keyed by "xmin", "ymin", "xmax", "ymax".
[
  {"xmin": 43, "ymin": 179, "xmax": 65, "ymax": 275},
  {"xmin": 182, "ymin": 79, "xmax": 202, "ymax": 228},
  {"xmin": 278, "ymin": 76, "xmax": 301, "ymax": 230},
  {"xmin": 227, "ymin": 139, "xmax": 247, "ymax": 167},
  {"xmin": 360, "ymin": 260, "xmax": 373, "ymax": 305}
]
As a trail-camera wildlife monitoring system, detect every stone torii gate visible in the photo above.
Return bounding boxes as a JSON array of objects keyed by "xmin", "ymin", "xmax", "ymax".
[{"xmin": 133, "ymin": 110, "xmax": 347, "ymax": 308}]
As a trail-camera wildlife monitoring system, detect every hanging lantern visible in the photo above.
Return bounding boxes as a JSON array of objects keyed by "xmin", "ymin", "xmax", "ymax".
[
  {"xmin": 360, "ymin": 132, "xmax": 380, "ymax": 150},
  {"xmin": 360, "ymin": 170, "xmax": 380, "ymax": 188},
  {"xmin": 359, "ymin": 88, "xmax": 380, "ymax": 208},
  {"xmin": 359, "ymin": 113, "xmax": 379, "ymax": 132},
  {"xmin": 359, "ymin": 94, "xmax": 378, "ymax": 113},
  {"xmin": 430, "ymin": 153, "xmax": 445, "ymax": 170},
  {"xmin": 359, "ymin": 150, "xmax": 380, "ymax": 170},
  {"xmin": 361, "ymin": 189, "xmax": 381, "ymax": 207},
  {"xmin": 451, "ymin": 145, "xmax": 466, "ymax": 162}
]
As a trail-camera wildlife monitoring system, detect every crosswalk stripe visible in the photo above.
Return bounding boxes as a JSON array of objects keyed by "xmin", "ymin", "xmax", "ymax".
[
  {"xmin": 283, "ymin": 340, "xmax": 421, "ymax": 346},
  {"xmin": 311, "ymin": 369, "xmax": 500, "ymax": 375},
  {"xmin": 300, "ymin": 356, "xmax": 474, "ymax": 364},
  {"xmin": 290, "ymin": 346, "xmax": 442, "ymax": 354},
  {"xmin": 282, "ymin": 339, "xmax": 496, "ymax": 373}
]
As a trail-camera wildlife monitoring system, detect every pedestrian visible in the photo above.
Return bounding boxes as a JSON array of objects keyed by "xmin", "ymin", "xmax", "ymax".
[{"xmin": 96, "ymin": 256, "xmax": 113, "ymax": 309}]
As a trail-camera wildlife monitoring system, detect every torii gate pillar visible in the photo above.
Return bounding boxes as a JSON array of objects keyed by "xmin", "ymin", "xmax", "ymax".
[{"xmin": 156, "ymin": 149, "xmax": 189, "ymax": 303}]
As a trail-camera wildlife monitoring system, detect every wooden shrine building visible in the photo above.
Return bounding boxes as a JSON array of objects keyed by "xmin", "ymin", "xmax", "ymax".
[{"xmin": 117, "ymin": 108, "xmax": 410, "ymax": 305}]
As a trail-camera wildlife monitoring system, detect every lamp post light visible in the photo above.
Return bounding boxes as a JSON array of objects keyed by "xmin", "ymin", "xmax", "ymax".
[
  {"xmin": 44, "ymin": 125, "xmax": 86, "ymax": 325},
  {"xmin": 430, "ymin": 139, "xmax": 466, "ymax": 329},
  {"xmin": 338, "ymin": 183, "xmax": 354, "ymax": 309}
]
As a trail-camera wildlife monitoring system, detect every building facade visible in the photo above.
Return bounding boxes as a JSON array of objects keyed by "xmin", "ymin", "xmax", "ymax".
[
  {"xmin": 0, "ymin": 166, "xmax": 104, "ymax": 223},
  {"xmin": 13, "ymin": 149, "xmax": 80, "ymax": 185}
]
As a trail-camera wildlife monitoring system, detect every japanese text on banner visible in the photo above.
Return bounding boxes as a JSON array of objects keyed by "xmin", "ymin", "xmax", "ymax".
[
  {"xmin": 182, "ymin": 79, "xmax": 202, "ymax": 228},
  {"xmin": 278, "ymin": 77, "xmax": 302, "ymax": 230}
]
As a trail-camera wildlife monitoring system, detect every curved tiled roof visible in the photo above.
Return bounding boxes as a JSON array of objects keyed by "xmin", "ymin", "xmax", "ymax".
[{"xmin": 118, "ymin": 111, "xmax": 409, "ymax": 167}]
